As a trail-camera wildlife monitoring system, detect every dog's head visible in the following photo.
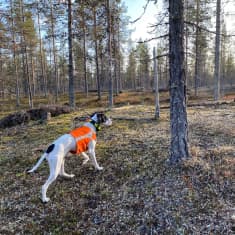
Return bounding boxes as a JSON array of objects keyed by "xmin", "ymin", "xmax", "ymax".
[{"xmin": 90, "ymin": 112, "xmax": 112, "ymax": 126}]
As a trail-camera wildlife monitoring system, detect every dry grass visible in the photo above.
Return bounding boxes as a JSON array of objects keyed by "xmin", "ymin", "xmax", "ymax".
[{"xmin": 0, "ymin": 92, "xmax": 234, "ymax": 234}]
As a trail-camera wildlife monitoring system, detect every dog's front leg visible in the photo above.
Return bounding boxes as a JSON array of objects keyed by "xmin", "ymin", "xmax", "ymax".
[
  {"xmin": 81, "ymin": 152, "xmax": 89, "ymax": 165},
  {"xmin": 89, "ymin": 150, "xmax": 103, "ymax": 170},
  {"xmin": 88, "ymin": 142, "xmax": 103, "ymax": 170}
]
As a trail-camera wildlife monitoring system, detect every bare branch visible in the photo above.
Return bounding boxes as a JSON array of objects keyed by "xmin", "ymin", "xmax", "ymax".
[
  {"xmin": 130, "ymin": 0, "xmax": 151, "ymax": 24},
  {"xmin": 185, "ymin": 21, "xmax": 235, "ymax": 37},
  {"xmin": 137, "ymin": 34, "xmax": 169, "ymax": 43}
]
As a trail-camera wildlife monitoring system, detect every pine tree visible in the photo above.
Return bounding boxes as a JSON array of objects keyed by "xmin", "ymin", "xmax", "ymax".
[{"xmin": 168, "ymin": 0, "xmax": 190, "ymax": 164}]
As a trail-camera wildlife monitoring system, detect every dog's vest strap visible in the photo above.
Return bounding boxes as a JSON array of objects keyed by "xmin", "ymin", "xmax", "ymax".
[{"xmin": 69, "ymin": 126, "xmax": 96, "ymax": 154}]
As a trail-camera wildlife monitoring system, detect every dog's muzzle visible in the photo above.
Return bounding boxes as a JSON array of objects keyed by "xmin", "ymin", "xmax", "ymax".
[{"xmin": 104, "ymin": 118, "xmax": 112, "ymax": 126}]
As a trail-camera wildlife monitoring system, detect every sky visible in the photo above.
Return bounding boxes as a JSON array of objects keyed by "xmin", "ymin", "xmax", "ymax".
[
  {"xmin": 123, "ymin": 0, "xmax": 159, "ymax": 48},
  {"xmin": 223, "ymin": 1, "xmax": 235, "ymax": 35},
  {"xmin": 123, "ymin": 0, "xmax": 235, "ymax": 46}
]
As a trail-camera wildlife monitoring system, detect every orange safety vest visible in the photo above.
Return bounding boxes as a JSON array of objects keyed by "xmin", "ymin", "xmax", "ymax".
[{"xmin": 69, "ymin": 126, "xmax": 96, "ymax": 154}]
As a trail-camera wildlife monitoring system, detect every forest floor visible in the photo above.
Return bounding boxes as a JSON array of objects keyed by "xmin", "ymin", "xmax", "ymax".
[{"xmin": 0, "ymin": 91, "xmax": 235, "ymax": 234}]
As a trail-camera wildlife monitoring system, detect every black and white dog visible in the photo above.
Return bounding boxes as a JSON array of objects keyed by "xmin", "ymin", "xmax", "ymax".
[{"xmin": 28, "ymin": 112, "xmax": 112, "ymax": 203}]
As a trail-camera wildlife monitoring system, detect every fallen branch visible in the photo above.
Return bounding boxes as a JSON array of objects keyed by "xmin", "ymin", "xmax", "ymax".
[{"xmin": 0, "ymin": 105, "xmax": 72, "ymax": 128}]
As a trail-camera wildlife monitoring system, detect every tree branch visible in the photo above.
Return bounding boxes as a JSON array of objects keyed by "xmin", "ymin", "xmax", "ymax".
[
  {"xmin": 130, "ymin": 0, "xmax": 151, "ymax": 24},
  {"xmin": 137, "ymin": 34, "xmax": 169, "ymax": 43},
  {"xmin": 185, "ymin": 20, "xmax": 235, "ymax": 37}
]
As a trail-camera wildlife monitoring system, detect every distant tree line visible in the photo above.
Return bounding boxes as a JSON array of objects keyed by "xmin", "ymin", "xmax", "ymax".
[
  {"xmin": 0, "ymin": 0, "xmax": 235, "ymax": 108},
  {"xmin": 0, "ymin": 0, "xmax": 128, "ymax": 107}
]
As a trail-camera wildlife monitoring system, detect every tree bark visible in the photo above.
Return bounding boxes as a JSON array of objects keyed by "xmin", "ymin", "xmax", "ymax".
[{"xmin": 168, "ymin": 0, "xmax": 189, "ymax": 164}]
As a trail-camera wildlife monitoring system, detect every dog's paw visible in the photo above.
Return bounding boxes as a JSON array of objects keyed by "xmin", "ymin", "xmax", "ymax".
[
  {"xmin": 61, "ymin": 173, "xmax": 75, "ymax": 178},
  {"xmin": 97, "ymin": 166, "xmax": 103, "ymax": 171},
  {"xmin": 82, "ymin": 159, "xmax": 89, "ymax": 165},
  {"xmin": 27, "ymin": 169, "xmax": 34, "ymax": 174},
  {"xmin": 41, "ymin": 197, "xmax": 50, "ymax": 203}
]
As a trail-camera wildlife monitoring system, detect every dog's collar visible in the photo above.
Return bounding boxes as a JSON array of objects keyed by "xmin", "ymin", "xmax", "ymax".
[{"xmin": 90, "ymin": 120, "xmax": 101, "ymax": 131}]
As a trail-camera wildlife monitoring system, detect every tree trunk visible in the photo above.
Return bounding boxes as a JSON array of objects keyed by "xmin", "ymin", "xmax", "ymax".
[
  {"xmin": 20, "ymin": 0, "xmax": 33, "ymax": 108},
  {"xmin": 82, "ymin": 10, "xmax": 88, "ymax": 97},
  {"xmin": 93, "ymin": 8, "xmax": 101, "ymax": 100},
  {"xmin": 113, "ymin": 33, "xmax": 119, "ymax": 96},
  {"xmin": 168, "ymin": 0, "xmax": 189, "ymax": 164},
  {"xmin": 50, "ymin": 0, "xmax": 59, "ymax": 102},
  {"xmin": 0, "ymin": 50, "xmax": 4, "ymax": 99},
  {"xmin": 214, "ymin": 0, "xmax": 221, "ymax": 101},
  {"xmin": 68, "ymin": 0, "xmax": 75, "ymax": 107},
  {"xmin": 117, "ymin": 21, "xmax": 122, "ymax": 92},
  {"xmin": 37, "ymin": 4, "xmax": 47, "ymax": 97},
  {"xmin": 194, "ymin": 0, "xmax": 200, "ymax": 97},
  {"xmin": 153, "ymin": 47, "xmax": 160, "ymax": 119},
  {"xmin": 25, "ymin": 47, "xmax": 33, "ymax": 108},
  {"xmin": 31, "ymin": 54, "xmax": 36, "ymax": 96},
  {"xmin": 107, "ymin": 0, "xmax": 113, "ymax": 107},
  {"xmin": 10, "ymin": 0, "xmax": 20, "ymax": 107}
]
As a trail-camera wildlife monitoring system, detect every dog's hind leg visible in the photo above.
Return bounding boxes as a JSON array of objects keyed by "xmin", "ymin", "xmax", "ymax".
[
  {"xmin": 59, "ymin": 157, "xmax": 75, "ymax": 178},
  {"xmin": 41, "ymin": 153, "xmax": 62, "ymax": 203}
]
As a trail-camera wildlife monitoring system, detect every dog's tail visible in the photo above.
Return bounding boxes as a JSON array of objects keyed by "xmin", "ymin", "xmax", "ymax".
[
  {"xmin": 27, "ymin": 152, "xmax": 47, "ymax": 173},
  {"xmin": 28, "ymin": 144, "xmax": 55, "ymax": 173}
]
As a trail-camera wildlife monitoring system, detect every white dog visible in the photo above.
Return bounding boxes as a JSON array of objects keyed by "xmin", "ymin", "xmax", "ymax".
[{"xmin": 27, "ymin": 112, "xmax": 112, "ymax": 203}]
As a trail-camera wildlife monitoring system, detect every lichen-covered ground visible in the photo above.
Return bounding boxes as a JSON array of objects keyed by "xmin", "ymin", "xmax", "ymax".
[{"xmin": 0, "ymin": 99, "xmax": 234, "ymax": 234}]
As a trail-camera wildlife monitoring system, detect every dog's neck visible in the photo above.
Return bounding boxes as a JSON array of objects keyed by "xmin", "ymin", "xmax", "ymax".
[
  {"xmin": 84, "ymin": 121, "xmax": 99, "ymax": 133},
  {"xmin": 90, "ymin": 120, "xmax": 101, "ymax": 132}
]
